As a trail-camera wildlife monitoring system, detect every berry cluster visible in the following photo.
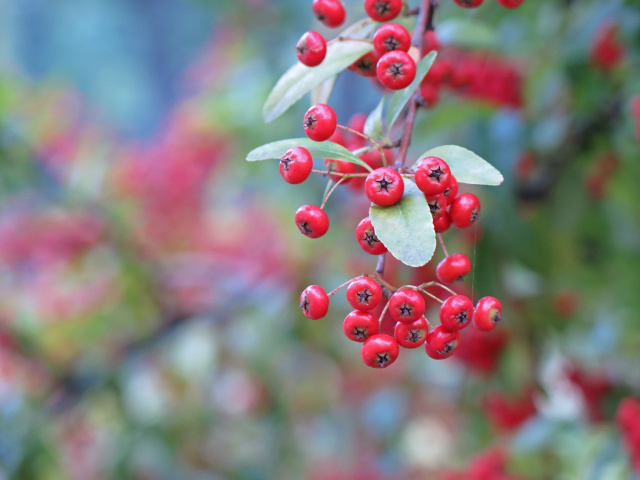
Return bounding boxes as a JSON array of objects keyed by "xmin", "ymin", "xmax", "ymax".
[
  {"xmin": 616, "ymin": 397, "xmax": 640, "ymax": 474},
  {"xmin": 452, "ymin": 0, "xmax": 525, "ymax": 9}
]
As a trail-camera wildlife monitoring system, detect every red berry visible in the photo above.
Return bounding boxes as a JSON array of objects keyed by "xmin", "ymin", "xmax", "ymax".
[
  {"xmin": 295, "ymin": 205, "xmax": 329, "ymax": 238},
  {"xmin": 473, "ymin": 296, "xmax": 502, "ymax": 332},
  {"xmin": 425, "ymin": 325, "xmax": 460, "ymax": 359},
  {"xmin": 356, "ymin": 216, "xmax": 387, "ymax": 255},
  {"xmin": 423, "ymin": 60, "xmax": 453, "ymax": 86},
  {"xmin": 365, "ymin": 167, "xmax": 404, "ymax": 207},
  {"xmin": 360, "ymin": 334, "xmax": 400, "ymax": 368},
  {"xmin": 496, "ymin": 0, "xmax": 524, "ymax": 8},
  {"xmin": 394, "ymin": 317, "xmax": 429, "ymax": 349},
  {"xmin": 304, "ymin": 104, "xmax": 337, "ymax": 142},
  {"xmin": 433, "ymin": 212, "xmax": 451, "ymax": 233},
  {"xmin": 364, "ymin": 0, "xmax": 403, "ymax": 22},
  {"xmin": 414, "ymin": 156, "xmax": 451, "ymax": 196},
  {"xmin": 280, "ymin": 147, "xmax": 313, "ymax": 184},
  {"xmin": 376, "ymin": 51, "xmax": 417, "ymax": 90},
  {"xmin": 426, "ymin": 193, "xmax": 447, "ymax": 219},
  {"xmin": 348, "ymin": 51, "xmax": 381, "ymax": 77},
  {"xmin": 423, "ymin": 30, "xmax": 441, "ymax": 55},
  {"xmin": 452, "ymin": 0, "xmax": 484, "ymax": 8},
  {"xmin": 346, "ymin": 276, "xmax": 383, "ymax": 311},
  {"xmin": 443, "ymin": 175, "xmax": 458, "ymax": 201},
  {"xmin": 419, "ymin": 83, "xmax": 440, "ymax": 108},
  {"xmin": 449, "ymin": 193, "xmax": 481, "ymax": 228},
  {"xmin": 325, "ymin": 158, "xmax": 355, "ymax": 184},
  {"xmin": 312, "ymin": 0, "xmax": 346, "ymax": 28},
  {"xmin": 296, "ymin": 31, "xmax": 327, "ymax": 67},
  {"xmin": 372, "ymin": 23, "xmax": 411, "ymax": 55},
  {"xmin": 343, "ymin": 310, "xmax": 379, "ymax": 342},
  {"xmin": 389, "ymin": 288, "xmax": 425, "ymax": 323},
  {"xmin": 439, "ymin": 295, "xmax": 474, "ymax": 331},
  {"xmin": 436, "ymin": 253, "xmax": 471, "ymax": 283},
  {"xmin": 300, "ymin": 285, "xmax": 329, "ymax": 320}
]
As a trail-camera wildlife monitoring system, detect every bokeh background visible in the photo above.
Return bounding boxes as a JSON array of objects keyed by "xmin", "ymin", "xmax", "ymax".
[{"xmin": 0, "ymin": 0, "xmax": 639, "ymax": 478}]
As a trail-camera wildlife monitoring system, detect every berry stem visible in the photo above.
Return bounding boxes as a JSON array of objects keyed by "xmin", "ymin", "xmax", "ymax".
[
  {"xmin": 406, "ymin": 285, "xmax": 444, "ymax": 304},
  {"xmin": 311, "ymin": 169, "xmax": 370, "ymax": 177},
  {"xmin": 320, "ymin": 177, "xmax": 347, "ymax": 209},
  {"xmin": 437, "ymin": 232, "xmax": 449, "ymax": 257},
  {"xmin": 377, "ymin": 296, "xmax": 392, "ymax": 326},
  {"xmin": 418, "ymin": 281, "xmax": 456, "ymax": 296},
  {"xmin": 374, "ymin": 273, "xmax": 396, "ymax": 295},
  {"xmin": 336, "ymin": 124, "xmax": 387, "ymax": 162},
  {"xmin": 328, "ymin": 278, "xmax": 355, "ymax": 296},
  {"xmin": 421, "ymin": 315, "xmax": 433, "ymax": 330}
]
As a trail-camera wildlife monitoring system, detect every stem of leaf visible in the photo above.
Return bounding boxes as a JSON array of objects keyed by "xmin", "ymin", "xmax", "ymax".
[
  {"xmin": 437, "ymin": 232, "xmax": 449, "ymax": 257},
  {"xmin": 321, "ymin": 177, "xmax": 346, "ymax": 209}
]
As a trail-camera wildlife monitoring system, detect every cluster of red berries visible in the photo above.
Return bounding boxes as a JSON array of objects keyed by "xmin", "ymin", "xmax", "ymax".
[
  {"xmin": 452, "ymin": 0, "xmax": 525, "ymax": 9},
  {"xmin": 616, "ymin": 397, "xmax": 640, "ymax": 474}
]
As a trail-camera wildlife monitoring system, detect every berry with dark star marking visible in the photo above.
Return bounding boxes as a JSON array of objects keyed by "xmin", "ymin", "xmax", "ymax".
[
  {"xmin": 389, "ymin": 288, "xmax": 425, "ymax": 323},
  {"xmin": 300, "ymin": 285, "xmax": 330, "ymax": 320},
  {"xmin": 294, "ymin": 204, "xmax": 329, "ymax": 239},
  {"xmin": 394, "ymin": 316, "xmax": 429, "ymax": 349},
  {"xmin": 414, "ymin": 156, "xmax": 452, "ymax": 196},
  {"xmin": 376, "ymin": 50, "xmax": 416, "ymax": 90},
  {"xmin": 361, "ymin": 334, "xmax": 400, "ymax": 368},
  {"xmin": 343, "ymin": 310, "xmax": 379, "ymax": 342},
  {"xmin": 346, "ymin": 276, "xmax": 383, "ymax": 311},
  {"xmin": 355, "ymin": 216, "xmax": 388, "ymax": 255},
  {"xmin": 365, "ymin": 167, "xmax": 404, "ymax": 207}
]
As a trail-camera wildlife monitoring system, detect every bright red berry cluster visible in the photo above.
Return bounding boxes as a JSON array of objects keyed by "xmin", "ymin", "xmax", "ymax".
[{"xmin": 616, "ymin": 397, "xmax": 640, "ymax": 474}]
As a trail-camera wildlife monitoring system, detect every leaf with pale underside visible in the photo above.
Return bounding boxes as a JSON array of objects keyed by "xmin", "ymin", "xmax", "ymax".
[
  {"xmin": 414, "ymin": 145, "xmax": 504, "ymax": 186},
  {"xmin": 363, "ymin": 95, "xmax": 386, "ymax": 141}
]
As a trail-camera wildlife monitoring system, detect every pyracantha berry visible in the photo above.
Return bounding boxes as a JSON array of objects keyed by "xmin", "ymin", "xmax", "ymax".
[
  {"xmin": 372, "ymin": 23, "xmax": 411, "ymax": 55},
  {"xmin": 419, "ymin": 83, "xmax": 439, "ymax": 108},
  {"xmin": 426, "ymin": 193, "xmax": 447, "ymax": 219},
  {"xmin": 365, "ymin": 167, "xmax": 404, "ymax": 207},
  {"xmin": 325, "ymin": 158, "xmax": 355, "ymax": 184},
  {"xmin": 348, "ymin": 51, "xmax": 381, "ymax": 77},
  {"xmin": 496, "ymin": 0, "xmax": 525, "ymax": 8},
  {"xmin": 389, "ymin": 288, "xmax": 426, "ymax": 323},
  {"xmin": 473, "ymin": 296, "xmax": 503, "ymax": 332},
  {"xmin": 280, "ymin": 147, "xmax": 313, "ymax": 184},
  {"xmin": 356, "ymin": 216, "xmax": 387, "ymax": 255},
  {"xmin": 343, "ymin": 310, "xmax": 379, "ymax": 342},
  {"xmin": 304, "ymin": 104, "xmax": 337, "ymax": 142},
  {"xmin": 452, "ymin": 0, "xmax": 484, "ymax": 8},
  {"xmin": 296, "ymin": 31, "xmax": 327, "ymax": 67},
  {"xmin": 346, "ymin": 276, "xmax": 383, "ymax": 311},
  {"xmin": 433, "ymin": 212, "xmax": 451, "ymax": 233},
  {"xmin": 423, "ymin": 60, "xmax": 453, "ymax": 86},
  {"xmin": 295, "ymin": 204, "xmax": 329, "ymax": 238},
  {"xmin": 423, "ymin": 30, "xmax": 441, "ymax": 55},
  {"xmin": 376, "ymin": 51, "xmax": 417, "ymax": 90},
  {"xmin": 394, "ymin": 316, "xmax": 429, "ymax": 349},
  {"xmin": 312, "ymin": 0, "xmax": 346, "ymax": 28},
  {"xmin": 439, "ymin": 295, "xmax": 474, "ymax": 331},
  {"xmin": 449, "ymin": 193, "xmax": 481, "ymax": 228},
  {"xmin": 361, "ymin": 334, "xmax": 400, "ymax": 368},
  {"xmin": 364, "ymin": 0, "xmax": 403, "ymax": 22},
  {"xmin": 300, "ymin": 285, "xmax": 329, "ymax": 319},
  {"xmin": 436, "ymin": 253, "xmax": 472, "ymax": 283},
  {"xmin": 414, "ymin": 156, "xmax": 452, "ymax": 196},
  {"xmin": 443, "ymin": 175, "xmax": 458, "ymax": 201},
  {"xmin": 425, "ymin": 325, "xmax": 460, "ymax": 359}
]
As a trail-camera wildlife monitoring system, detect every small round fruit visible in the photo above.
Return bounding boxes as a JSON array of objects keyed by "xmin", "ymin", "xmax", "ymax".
[
  {"xmin": 364, "ymin": 0, "xmax": 403, "ymax": 22},
  {"xmin": 296, "ymin": 31, "xmax": 327, "ymax": 67},
  {"xmin": 496, "ymin": 0, "xmax": 524, "ymax": 8},
  {"xmin": 343, "ymin": 310, "xmax": 379, "ymax": 342},
  {"xmin": 394, "ymin": 317, "xmax": 429, "ymax": 349},
  {"xmin": 348, "ymin": 51, "xmax": 381, "ymax": 77},
  {"xmin": 356, "ymin": 217, "xmax": 387, "ymax": 255},
  {"xmin": 439, "ymin": 295, "xmax": 474, "ymax": 331},
  {"xmin": 300, "ymin": 285, "xmax": 329, "ymax": 320},
  {"xmin": 423, "ymin": 30, "xmax": 441, "ymax": 55},
  {"xmin": 312, "ymin": 0, "xmax": 346, "ymax": 28},
  {"xmin": 436, "ymin": 253, "xmax": 471, "ymax": 283},
  {"xmin": 304, "ymin": 104, "xmax": 337, "ymax": 142},
  {"xmin": 280, "ymin": 147, "xmax": 313, "ymax": 184},
  {"xmin": 473, "ymin": 296, "xmax": 502, "ymax": 332},
  {"xmin": 389, "ymin": 288, "xmax": 426, "ymax": 323},
  {"xmin": 325, "ymin": 158, "xmax": 355, "ymax": 184},
  {"xmin": 443, "ymin": 175, "xmax": 458, "ymax": 201},
  {"xmin": 361, "ymin": 334, "xmax": 400, "ymax": 368},
  {"xmin": 365, "ymin": 167, "xmax": 404, "ymax": 207},
  {"xmin": 426, "ymin": 193, "xmax": 447, "ymax": 219},
  {"xmin": 414, "ymin": 156, "xmax": 451, "ymax": 196},
  {"xmin": 452, "ymin": 0, "xmax": 484, "ymax": 8},
  {"xmin": 433, "ymin": 212, "xmax": 451, "ymax": 233},
  {"xmin": 372, "ymin": 23, "xmax": 411, "ymax": 55},
  {"xmin": 425, "ymin": 325, "xmax": 460, "ymax": 359},
  {"xmin": 449, "ymin": 193, "xmax": 481, "ymax": 228},
  {"xmin": 419, "ymin": 83, "xmax": 440, "ymax": 108},
  {"xmin": 376, "ymin": 51, "xmax": 417, "ymax": 90},
  {"xmin": 346, "ymin": 277, "xmax": 383, "ymax": 311},
  {"xmin": 295, "ymin": 205, "xmax": 329, "ymax": 238}
]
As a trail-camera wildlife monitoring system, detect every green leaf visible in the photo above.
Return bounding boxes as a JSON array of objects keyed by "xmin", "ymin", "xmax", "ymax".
[
  {"xmin": 363, "ymin": 95, "xmax": 386, "ymax": 141},
  {"xmin": 246, "ymin": 138, "xmax": 372, "ymax": 170},
  {"xmin": 386, "ymin": 51, "xmax": 437, "ymax": 132},
  {"xmin": 311, "ymin": 76, "xmax": 337, "ymax": 106},
  {"xmin": 369, "ymin": 181, "xmax": 435, "ymax": 267},
  {"xmin": 437, "ymin": 18, "xmax": 497, "ymax": 49},
  {"xmin": 415, "ymin": 145, "xmax": 504, "ymax": 186}
]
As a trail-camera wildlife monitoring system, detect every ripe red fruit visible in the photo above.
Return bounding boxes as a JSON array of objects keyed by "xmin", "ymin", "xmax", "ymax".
[
  {"xmin": 436, "ymin": 253, "xmax": 471, "ymax": 283},
  {"xmin": 443, "ymin": 175, "xmax": 458, "ymax": 201},
  {"xmin": 365, "ymin": 167, "xmax": 404, "ymax": 207},
  {"xmin": 295, "ymin": 205, "xmax": 329, "ymax": 238},
  {"xmin": 372, "ymin": 23, "xmax": 411, "ymax": 55},
  {"xmin": 426, "ymin": 193, "xmax": 447, "ymax": 219},
  {"xmin": 423, "ymin": 30, "xmax": 440, "ymax": 55},
  {"xmin": 394, "ymin": 317, "xmax": 429, "ymax": 349},
  {"xmin": 311, "ymin": 0, "xmax": 346, "ymax": 28},
  {"xmin": 433, "ymin": 211, "xmax": 451, "ymax": 233},
  {"xmin": 473, "ymin": 296, "xmax": 503, "ymax": 332},
  {"xmin": 356, "ymin": 216, "xmax": 387, "ymax": 255},
  {"xmin": 496, "ymin": 0, "xmax": 524, "ymax": 7},
  {"xmin": 300, "ymin": 285, "xmax": 330, "ymax": 320},
  {"xmin": 346, "ymin": 277, "xmax": 383, "ymax": 311},
  {"xmin": 591, "ymin": 22, "xmax": 625, "ymax": 71},
  {"xmin": 423, "ymin": 60, "xmax": 453, "ymax": 86},
  {"xmin": 425, "ymin": 325, "xmax": 460, "ymax": 359},
  {"xmin": 376, "ymin": 51, "xmax": 417, "ymax": 90},
  {"xmin": 414, "ymin": 156, "xmax": 451, "ymax": 196},
  {"xmin": 360, "ymin": 334, "xmax": 400, "ymax": 368},
  {"xmin": 364, "ymin": 0, "xmax": 403, "ymax": 22},
  {"xmin": 439, "ymin": 295, "xmax": 474, "ymax": 331},
  {"xmin": 348, "ymin": 50, "xmax": 381, "ymax": 77},
  {"xmin": 419, "ymin": 83, "xmax": 439, "ymax": 108},
  {"xmin": 452, "ymin": 0, "xmax": 484, "ymax": 8},
  {"xmin": 389, "ymin": 288, "xmax": 425, "ymax": 323},
  {"xmin": 296, "ymin": 31, "xmax": 327, "ymax": 67},
  {"xmin": 449, "ymin": 193, "xmax": 481, "ymax": 228},
  {"xmin": 324, "ymin": 158, "xmax": 355, "ymax": 184},
  {"xmin": 279, "ymin": 147, "xmax": 313, "ymax": 184},
  {"xmin": 304, "ymin": 104, "xmax": 337, "ymax": 142},
  {"xmin": 343, "ymin": 310, "xmax": 379, "ymax": 342}
]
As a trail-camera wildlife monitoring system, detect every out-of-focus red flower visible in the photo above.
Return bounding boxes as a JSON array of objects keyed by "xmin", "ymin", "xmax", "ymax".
[{"xmin": 454, "ymin": 327, "xmax": 510, "ymax": 375}]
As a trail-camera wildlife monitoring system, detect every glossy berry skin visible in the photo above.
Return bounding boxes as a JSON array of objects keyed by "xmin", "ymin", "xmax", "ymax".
[
  {"xmin": 425, "ymin": 325, "xmax": 460, "ymax": 360},
  {"xmin": 376, "ymin": 51, "xmax": 416, "ymax": 90},
  {"xmin": 433, "ymin": 212, "xmax": 451, "ymax": 233},
  {"xmin": 295, "ymin": 205, "xmax": 329, "ymax": 238},
  {"xmin": 348, "ymin": 51, "xmax": 381, "ymax": 77},
  {"xmin": 365, "ymin": 167, "xmax": 404, "ymax": 207},
  {"xmin": 372, "ymin": 23, "xmax": 411, "ymax": 55},
  {"xmin": 364, "ymin": 0, "xmax": 403, "ymax": 22},
  {"xmin": 356, "ymin": 217, "xmax": 387, "ymax": 255},
  {"xmin": 443, "ymin": 175, "xmax": 458, "ymax": 201},
  {"xmin": 414, "ymin": 156, "xmax": 451, "ymax": 196},
  {"xmin": 300, "ymin": 285, "xmax": 329, "ymax": 320},
  {"xmin": 343, "ymin": 310, "xmax": 379, "ymax": 342},
  {"xmin": 426, "ymin": 193, "xmax": 447, "ymax": 219},
  {"xmin": 436, "ymin": 253, "xmax": 471, "ymax": 284},
  {"xmin": 304, "ymin": 104, "xmax": 337, "ymax": 142},
  {"xmin": 394, "ymin": 317, "xmax": 429, "ymax": 349},
  {"xmin": 453, "ymin": 0, "xmax": 484, "ymax": 8},
  {"xmin": 389, "ymin": 288, "xmax": 425, "ymax": 323},
  {"xmin": 473, "ymin": 296, "xmax": 502, "ymax": 332},
  {"xmin": 311, "ymin": 0, "xmax": 346, "ymax": 28},
  {"xmin": 346, "ymin": 277, "xmax": 383, "ymax": 311},
  {"xmin": 296, "ymin": 31, "xmax": 327, "ymax": 67},
  {"xmin": 325, "ymin": 158, "xmax": 354, "ymax": 184},
  {"xmin": 439, "ymin": 295, "xmax": 474, "ymax": 331},
  {"xmin": 280, "ymin": 147, "xmax": 313, "ymax": 184},
  {"xmin": 496, "ymin": 0, "xmax": 524, "ymax": 7},
  {"xmin": 449, "ymin": 193, "xmax": 481, "ymax": 228},
  {"xmin": 361, "ymin": 334, "xmax": 400, "ymax": 368}
]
